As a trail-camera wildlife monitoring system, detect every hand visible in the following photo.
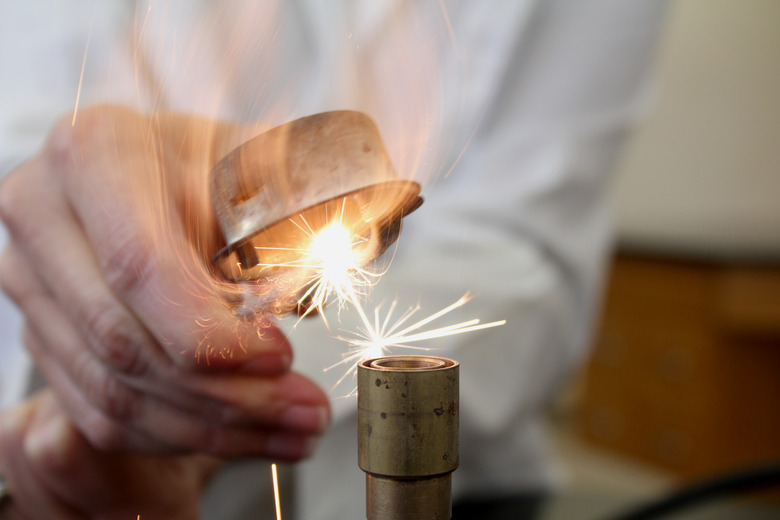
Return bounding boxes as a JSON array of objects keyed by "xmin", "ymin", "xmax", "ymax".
[
  {"xmin": 0, "ymin": 390, "xmax": 216, "ymax": 520},
  {"xmin": 0, "ymin": 105, "xmax": 330, "ymax": 458}
]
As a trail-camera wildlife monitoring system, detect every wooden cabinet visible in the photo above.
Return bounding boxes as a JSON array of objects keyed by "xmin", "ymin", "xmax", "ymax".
[{"xmin": 577, "ymin": 254, "xmax": 780, "ymax": 480}]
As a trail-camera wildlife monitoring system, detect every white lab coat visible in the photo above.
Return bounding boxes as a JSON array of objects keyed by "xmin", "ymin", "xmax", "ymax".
[{"xmin": 0, "ymin": 1, "xmax": 667, "ymax": 518}]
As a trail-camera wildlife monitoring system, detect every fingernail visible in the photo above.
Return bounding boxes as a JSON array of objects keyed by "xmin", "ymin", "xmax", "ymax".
[
  {"xmin": 24, "ymin": 414, "xmax": 69, "ymax": 468},
  {"xmin": 0, "ymin": 402, "xmax": 35, "ymax": 436},
  {"xmin": 266, "ymin": 434, "xmax": 319, "ymax": 460},
  {"xmin": 278, "ymin": 405, "xmax": 329, "ymax": 433}
]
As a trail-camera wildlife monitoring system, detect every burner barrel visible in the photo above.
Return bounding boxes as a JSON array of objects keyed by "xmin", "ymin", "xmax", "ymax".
[{"xmin": 358, "ymin": 356, "xmax": 459, "ymax": 520}]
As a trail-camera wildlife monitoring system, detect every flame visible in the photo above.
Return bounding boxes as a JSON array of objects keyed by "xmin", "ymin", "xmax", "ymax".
[
  {"xmin": 290, "ymin": 216, "xmax": 380, "ymax": 322},
  {"xmin": 241, "ymin": 206, "xmax": 383, "ymax": 325}
]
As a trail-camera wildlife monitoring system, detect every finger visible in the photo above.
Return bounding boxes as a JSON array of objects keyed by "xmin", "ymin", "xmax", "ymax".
[
  {"xmin": 0, "ymin": 399, "xmax": 82, "ymax": 520},
  {"xmin": 0, "ymin": 108, "xmax": 330, "ymax": 456},
  {"xmin": 19, "ymin": 392, "xmax": 206, "ymax": 519},
  {"xmin": 0, "ymin": 159, "xmax": 162, "ymax": 379},
  {"xmin": 57, "ymin": 107, "xmax": 290, "ymax": 370},
  {"xmin": 22, "ymin": 303, "xmax": 326, "ymax": 458},
  {"xmin": 3, "ymin": 246, "xmax": 330, "ymax": 455},
  {"xmin": 0, "ymin": 108, "xmax": 291, "ymax": 377},
  {"xmin": 2, "ymin": 242, "xmax": 267, "ymax": 427},
  {"xmin": 22, "ymin": 324, "xmax": 173, "ymax": 453}
]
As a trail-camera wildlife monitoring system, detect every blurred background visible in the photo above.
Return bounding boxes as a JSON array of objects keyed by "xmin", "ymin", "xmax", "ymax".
[{"xmin": 542, "ymin": 1, "xmax": 780, "ymax": 518}]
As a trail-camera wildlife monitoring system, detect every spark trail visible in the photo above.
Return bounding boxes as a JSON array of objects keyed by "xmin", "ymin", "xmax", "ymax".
[
  {"xmin": 244, "ymin": 209, "xmax": 505, "ymax": 390},
  {"xmin": 327, "ymin": 292, "xmax": 505, "ymax": 391},
  {"xmin": 272, "ymin": 463, "xmax": 282, "ymax": 520}
]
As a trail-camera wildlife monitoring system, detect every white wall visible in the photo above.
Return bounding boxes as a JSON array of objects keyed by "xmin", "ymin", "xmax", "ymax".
[{"xmin": 613, "ymin": 0, "xmax": 780, "ymax": 260}]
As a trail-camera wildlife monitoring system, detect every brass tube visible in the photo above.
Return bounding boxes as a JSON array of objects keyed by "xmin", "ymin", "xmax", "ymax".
[
  {"xmin": 208, "ymin": 111, "xmax": 423, "ymax": 316},
  {"xmin": 358, "ymin": 356, "xmax": 459, "ymax": 520}
]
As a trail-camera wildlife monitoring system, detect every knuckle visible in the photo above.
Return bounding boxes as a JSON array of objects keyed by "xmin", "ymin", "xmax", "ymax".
[
  {"xmin": 76, "ymin": 354, "xmax": 139, "ymax": 422},
  {"xmin": 216, "ymin": 401, "xmax": 247, "ymax": 425},
  {"xmin": 97, "ymin": 378, "xmax": 138, "ymax": 423},
  {"xmin": 0, "ymin": 252, "xmax": 43, "ymax": 332},
  {"xmin": 0, "ymin": 168, "xmax": 33, "ymax": 235},
  {"xmin": 0, "ymin": 264, "xmax": 28, "ymax": 314},
  {"xmin": 82, "ymin": 301, "xmax": 145, "ymax": 375},
  {"xmin": 0, "ymin": 107, "xmax": 136, "ymax": 232},
  {"xmin": 0, "ymin": 175, "xmax": 16, "ymax": 228},
  {"xmin": 200, "ymin": 423, "xmax": 235, "ymax": 456},
  {"xmin": 25, "ymin": 422, "xmax": 78, "ymax": 476},
  {"xmin": 82, "ymin": 416, "xmax": 129, "ymax": 452},
  {"xmin": 0, "ymin": 252, "xmax": 18, "ymax": 302},
  {"xmin": 99, "ymin": 224, "xmax": 156, "ymax": 298},
  {"xmin": 43, "ymin": 114, "xmax": 81, "ymax": 167},
  {"xmin": 45, "ymin": 105, "xmax": 131, "ymax": 166}
]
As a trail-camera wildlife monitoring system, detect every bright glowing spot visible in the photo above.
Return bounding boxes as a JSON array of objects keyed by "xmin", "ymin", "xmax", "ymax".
[
  {"xmin": 290, "ymin": 216, "xmax": 381, "ymax": 326},
  {"xmin": 310, "ymin": 224, "xmax": 356, "ymax": 291},
  {"xmin": 240, "ymin": 204, "xmax": 383, "ymax": 326},
  {"xmin": 272, "ymin": 463, "xmax": 283, "ymax": 520},
  {"xmin": 224, "ymin": 207, "xmax": 505, "ymax": 398}
]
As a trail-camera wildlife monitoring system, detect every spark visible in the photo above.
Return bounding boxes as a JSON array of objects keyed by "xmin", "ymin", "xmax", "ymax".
[
  {"xmin": 327, "ymin": 293, "xmax": 506, "ymax": 392},
  {"xmin": 229, "ymin": 203, "xmax": 505, "ymax": 391},
  {"xmin": 272, "ymin": 463, "xmax": 283, "ymax": 520},
  {"xmin": 72, "ymin": 0, "xmax": 98, "ymax": 126}
]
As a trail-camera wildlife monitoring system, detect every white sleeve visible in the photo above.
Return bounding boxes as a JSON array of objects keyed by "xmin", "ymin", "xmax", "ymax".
[{"xmin": 290, "ymin": 1, "xmax": 668, "ymax": 516}]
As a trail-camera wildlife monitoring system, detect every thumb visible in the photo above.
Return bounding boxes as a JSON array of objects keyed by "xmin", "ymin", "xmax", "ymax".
[{"xmin": 22, "ymin": 391, "xmax": 214, "ymax": 519}]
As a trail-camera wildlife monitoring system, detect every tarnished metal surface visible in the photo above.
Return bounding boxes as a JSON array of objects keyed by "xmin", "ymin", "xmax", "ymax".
[
  {"xmin": 210, "ymin": 111, "xmax": 422, "ymax": 284},
  {"xmin": 366, "ymin": 474, "xmax": 451, "ymax": 520},
  {"xmin": 358, "ymin": 356, "xmax": 459, "ymax": 520}
]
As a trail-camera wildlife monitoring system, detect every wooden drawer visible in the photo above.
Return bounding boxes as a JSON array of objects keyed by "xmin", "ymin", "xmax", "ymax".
[
  {"xmin": 577, "ymin": 254, "xmax": 780, "ymax": 479},
  {"xmin": 579, "ymin": 390, "xmax": 717, "ymax": 474}
]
